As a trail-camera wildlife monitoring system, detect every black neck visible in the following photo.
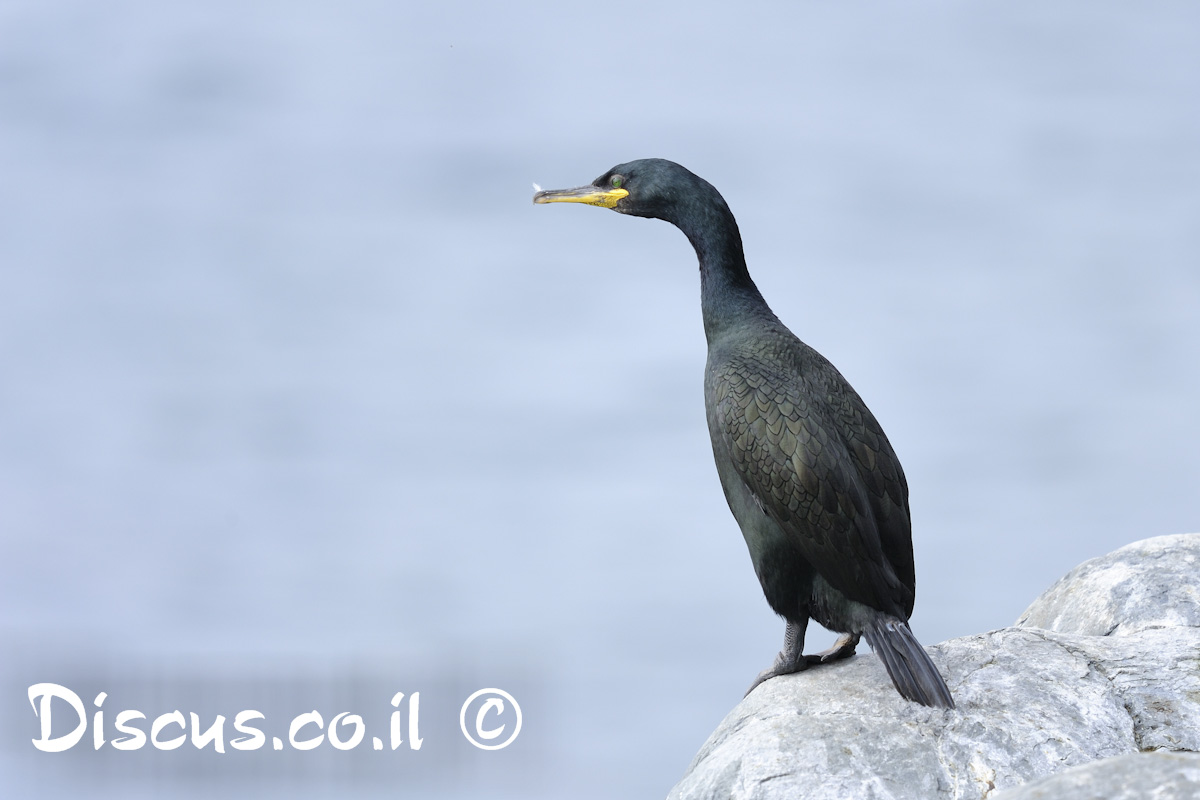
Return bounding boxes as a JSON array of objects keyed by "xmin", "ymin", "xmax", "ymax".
[{"xmin": 674, "ymin": 200, "xmax": 776, "ymax": 344}]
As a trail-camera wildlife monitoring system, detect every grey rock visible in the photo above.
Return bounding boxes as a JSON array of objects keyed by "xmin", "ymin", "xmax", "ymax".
[
  {"xmin": 992, "ymin": 751, "xmax": 1200, "ymax": 799},
  {"xmin": 1016, "ymin": 533, "xmax": 1200, "ymax": 636},
  {"xmin": 668, "ymin": 534, "xmax": 1200, "ymax": 800}
]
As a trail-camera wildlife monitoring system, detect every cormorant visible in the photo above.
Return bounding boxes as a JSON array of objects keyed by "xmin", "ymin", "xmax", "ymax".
[{"xmin": 533, "ymin": 158, "xmax": 954, "ymax": 709}]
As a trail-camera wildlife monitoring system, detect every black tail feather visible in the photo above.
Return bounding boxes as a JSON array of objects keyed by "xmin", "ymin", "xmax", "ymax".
[{"xmin": 863, "ymin": 618, "xmax": 955, "ymax": 709}]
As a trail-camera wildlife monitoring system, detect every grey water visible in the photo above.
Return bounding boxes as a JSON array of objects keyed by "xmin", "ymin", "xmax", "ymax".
[{"xmin": 1, "ymin": 2, "xmax": 1197, "ymax": 798}]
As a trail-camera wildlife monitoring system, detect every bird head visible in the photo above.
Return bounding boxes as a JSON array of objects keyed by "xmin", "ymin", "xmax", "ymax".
[{"xmin": 533, "ymin": 158, "xmax": 706, "ymax": 223}]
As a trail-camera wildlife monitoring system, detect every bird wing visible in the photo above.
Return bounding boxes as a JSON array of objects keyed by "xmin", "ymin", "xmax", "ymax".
[{"xmin": 711, "ymin": 347, "xmax": 914, "ymax": 617}]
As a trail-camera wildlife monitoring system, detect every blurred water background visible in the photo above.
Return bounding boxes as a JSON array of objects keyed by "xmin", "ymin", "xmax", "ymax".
[{"xmin": 1, "ymin": 1, "xmax": 1197, "ymax": 797}]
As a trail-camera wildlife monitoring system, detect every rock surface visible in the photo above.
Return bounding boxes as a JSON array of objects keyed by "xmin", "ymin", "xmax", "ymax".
[
  {"xmin": 1016, "ymin": 533, "xmax": 1200, "ymax": 636},
  {"xmin": 991, "ymin": 751, "xmax": 1200, "ymax": 799},
  {"xmin": 667, "ymin": 534, "xmax": 1200, "ymax": 800}
]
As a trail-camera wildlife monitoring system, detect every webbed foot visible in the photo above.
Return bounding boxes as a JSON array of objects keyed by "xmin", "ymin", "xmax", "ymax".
[
  {"xmin": 745, "ymin": 629, "xmax": 860, "ymax": 696},
  {"xmin": 745, "ymin": 648, "xmax": 808, "ymax": 696},
  {"xmin": 804, "ymin": 632, "xmax": 860, "ymax": 665}
]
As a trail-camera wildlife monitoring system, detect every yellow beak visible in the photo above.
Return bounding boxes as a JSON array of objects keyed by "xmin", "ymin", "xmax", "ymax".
[{"xmin": 532, "ymin": 185, "xmax": 629, "ymax": 209}]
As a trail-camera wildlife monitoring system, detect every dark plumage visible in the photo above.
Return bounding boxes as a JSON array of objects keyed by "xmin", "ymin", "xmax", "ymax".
[{"xmin": 534, "ymin": 158, "xmax": 954, "ymax": 709}]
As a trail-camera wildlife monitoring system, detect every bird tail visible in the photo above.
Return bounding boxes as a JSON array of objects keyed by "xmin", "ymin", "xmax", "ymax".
[{"xmin": 863, "ymin": 618, "xmax": 955, "ymax": 709}]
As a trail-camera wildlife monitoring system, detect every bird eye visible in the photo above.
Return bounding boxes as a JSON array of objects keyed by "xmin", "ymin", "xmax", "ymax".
[{"xmin": 611, "ymin": 175, "xmax": 624, "ymax": 189}]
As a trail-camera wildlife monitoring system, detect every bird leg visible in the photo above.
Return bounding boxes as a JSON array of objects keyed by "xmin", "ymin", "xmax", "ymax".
[
  {"xmin": 745, "ymin": 618, "xmax": 808, "ymax": 696},
  {"xmin": 745, "ymin": 625, "xmax": 861, "ymax": 696},
  {"xmin": 804, "ymin": 632, "xmax": 859, "ymax": 665}
]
